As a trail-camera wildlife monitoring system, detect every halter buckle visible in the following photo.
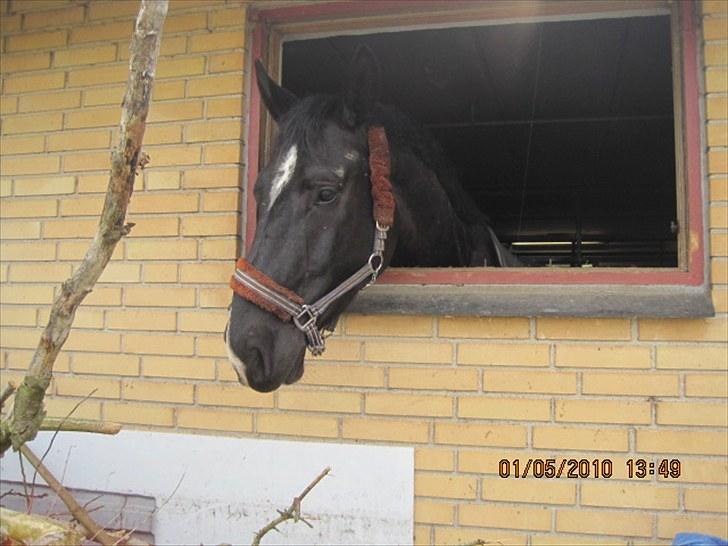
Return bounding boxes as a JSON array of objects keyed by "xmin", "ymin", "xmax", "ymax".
[{"xmin": 293, "ymin": 305, "xmax": 318, "ymax": 331}]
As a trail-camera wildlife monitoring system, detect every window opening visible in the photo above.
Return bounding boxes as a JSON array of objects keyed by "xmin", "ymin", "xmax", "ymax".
[{"xmin": 280, "ymin": 14, "xmax": 677, "ymax": 268}]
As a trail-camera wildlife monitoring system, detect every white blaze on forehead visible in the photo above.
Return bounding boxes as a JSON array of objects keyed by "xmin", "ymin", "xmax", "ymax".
[{"xmin": 268, "ymin": 144, "xmax": 297, "ymax": 211}]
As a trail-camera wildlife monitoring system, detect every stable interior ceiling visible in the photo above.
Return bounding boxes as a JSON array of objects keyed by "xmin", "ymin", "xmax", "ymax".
[{"xmin": 281, "ymin": 14, "xmax": 677, "ymax": 267}]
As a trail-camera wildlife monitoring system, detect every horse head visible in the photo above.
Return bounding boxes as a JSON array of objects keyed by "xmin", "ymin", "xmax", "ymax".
[{"xmin": 226, "ymin": 47, "xmax": 390, "ymax": 392}]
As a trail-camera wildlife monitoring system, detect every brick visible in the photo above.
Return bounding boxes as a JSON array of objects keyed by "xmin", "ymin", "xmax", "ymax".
[
  {"xmin": 209, "ymin": 51, "xmax": 244, "ymax": 73},
  {"xmin": 657, "ymin": 345, "xmax": 727, "ymax": 370},
  {"xmin": 366, "ymin": 392, "xmax": 452, "ymax": 417},
  {"xmin": 1, "ymin": 155, "xmax": 59, "ymax": 176},
  {"xmin": 707, "ymin": 96, "xmax": 728, "ymax": 120},
  {"xmin": 712, "ymin": 205, "xmax": 728, "ymax": 229},
  {"xmin": 582, "ymin": 372, "xmax": 679, "ymax": 396},
  {"xmin": 8, "ymin": 263, "xmax": 71, "ymax": 282},
  {"xmin": 365, "ymin": 340, "xmax": 451, "ymax": 364},
  {"xmin": 581, "ymin": 482, "xmax": 678, "ymax": 510},
  {"xmin": 257, "ymin": 413, "xmax": 339, "ymax": 438},
  {"xmin": 459, "ymin": 503, "xmax": 551, "ymax": 531},
  {"xmin": 484, "ymin": 370, "xmax": 576, "ymax": 394},
  {"xmin": 712, "ymin": 232, "xmax": 728, "ymax": 257},
  {"xmin": 0, "ymin": 307, "xmax": 38, "ymax": 327},
  {"xmin": 78, "ymin": 174, "xmax": 108, "ymax": 193},
  {"xmin": 182, "ymin": 167, "xmax": 240, "ymax": 189},
  {"xmin": 461, "ymin": 449, "xmax": 533, "ymax": 476},
  {"xmin": 180, "ymin": 214, "xmax": 238, "ymax": 236},
  {"xmin": 142, "ymin": 356, "xmax": 215, "ymax": 380},
  {"xmin": 190, "ymin": 31, "xmax": 244, "ymax": 53},
  {"xmin": 197, "ymin": 384, "xmax": 275, "ymax": 408},
  {"xmin": 415, "ymin": 447, "xmax": 454, "ymax": 471},
  {"xmin": 557, "ymin": 509, "xmax": 651, "ymax": 537},
  {"xmin": 657, "ymin": 514, "xmax": 728, "ymax": 540},
  {"xmin": 207, "ymin": 97, "xmax": 242, "ymax": 118},
  {"xmin": 204, "ymin": 143, "xmax": 242, "ymax": 164},
  {"xmin": 389, "ymin": 367, "xmax": 479, "ymax": 391},
  {"xmin": 107, "ymin": 310, "xmax": 177, "ymax": 331},
  {"xmin": 674, "ymin": 457, "xmax": 728, "ymax": 484},
  {"xmin": 704, "ymin": 16, "xmax": 728, "ymax": 40},
  {"xmin": 0, "ymin": 220, "xmax": 41, "ymax": 239},
  {"xmin": 0, "ymin": 284, "xmax": 55, "ymax": 304},
  {"xmin": 458, "ymin": 343, "xmax": 549, "ymax": 366},
  {"xmin": 148, "ymin": 101, "xmax": 203, "ymax": 122},
  {"xmin": 709, "ymin": 150, "xmax": 728, "ymax": 174},
  {"xmin": 177, "ymin": 408, "xmax": 253, "ymax": 432},
  {"xmin": 23, "ymin": 5, "xmax": 85, "ymax": 29},
  {"xmin": 345, "ymin": 314, "xmax": 432, "ymax": 337},
  {"xmin": 0, "ymin": 180, "xmax": 9, "ymax": 197},
  {"xmin": 708, "ymin": 123, "xmax": 728, "ymax": 147},
  {"xmin": 152, "ymin": 80, "xmax": 186, "ymax": 100},
  {"xmin": 439, "ymin": 316, "xmax": 529, "ymax": 338},
  {"xmin": 5, "ymin": 30, "xmax": 66, "ymax": 52},
  {"xmin": 97, "ymin": 263, "xmax": 141, "ymax": 283},
  {"xmin": 66, "ymin": 107, "xmax": 120, "ymax": 129},
  {"xmin": 202, "ymin": 191, "xmax": 240, "ymax": 212},
  {"xmin": 54, "ymin": 44, "xmax": 117, "ymax": 67},
  {"xmin": 704, "ymin": 0, "xmax": 728, "ymax": 13},
  {"xmin": 63, "ymin": 151, "xmax": 112, "ymax": 172},
  {"xmin": 209, "ymin": 7, "xmax": 246, "ymax": 28},
  {"xmin": 165, "ymin": 12, "xmax": 208, "ymax": 33},
  {"xmin": 45, "ymin": 397, "xmax": 101, "ymax": 421},
  {"xmin": 104, "ymin": 402, "xmax": 174, "ymax": 427},
  {"xmin": 415, "ymin": 472, "xmax": 477, "ymax": 500},
  {"xmin": 88, "ymin": 0, "xmax": 140, "ymax": 20},
  {"xmin": 533, "ymin": 426, "xmax": 629, "ymax": 452},
  {"xmin": 537, "ymin": 318, "xmax": 630, "ymax": 340},
  {"xmin": 128, "ymin": 192, "xmax": 198, "ymax": 213},
  {"xmin": 70, "ymin": 21, "xmax": 133, "ymax": 44},
  {"xmin": 299, "ymin": 363, "xmax": 384, "ymax": 388},
  {"xmin": 459, "ymin": 396, "xmax": 550, "ymax": 421},
  {"xmin": 187, "ymin": 74, "xmax": 244, "ymax": 97},
  {"xmin": 68, "ymin": 64, "xmax": 129, "ymax": 88},
  {"xmin": 43, "ymin": 218, "xmax": 97, "ymax": 238},
  {"xmin": 714, "ymin": 287, "xmax": 728, "ymax": 312},
  {"xmin": 0, "ymin": 97, "xmax": 18, "ymax": 115},
  {"xmin": 306, "ymin": 338, "xmax": 361, "ymax": 362},
  {"xmin": 82, "ymin": 287, "xmax": 123, "ymax": 306},
  {"xmin": 142, "ymin": 263, "xmax": 179, "ymax": 283},
  {"xmin": 685, "ymin": 373, "xmax": 728, "ymax": 397},
  {"xmin": 658, "ymin": 400, "xmax": 728, "ymax": 426},
  {"xmin": 481, "ymin": 477, "xmax": 575, "ymax": 505},
  {"xmin": 434, "ymin": 528, "xmax": 526, "ymax": 546},
  {"xmin": 64, "ymin": 330, "xmax": 121, "ymax": 353},
  {"xmin": 414, "ymin": 500, "xmax": 453, "ymax": 525},
  {"xmin": 684, "ymin": 486, "xmax": 728, "ymax": 512},
  {"xmin": 2, "ymin": 112, "xmax": 63, "ymax": 133},
  {"xmin": 127, "ymin": 217, "xmax": 179, "ymax": 237},
  {"xmin": 1, "ymin": 135, "xmax": 44, "ymax": 154},
  {"xmin": 637, "ymin": 430, "xmax": 727, "ymax": 456},
  {"xmin": 55, "ymin": 375, "xmax": 120, "ymax": 399},
  {"xmin": 124, "ymin": 333, "xmax": 194, "ymax": 356},
  {"xmin": 0, "ymin": 242, "xmax": 55, "ymax": 262},
  {"xmin": 0, "ymin": 328, "xmax": 44, "ymax": 350},
  {"xmin": 122, "ymin": 379, "xmax": 193, "ymax": 404},
  {"xmin": 124, "ymin": 286, "xmax": 196, "ymax": 308},
  {"xmin": 435, "ymin": 422, "xmax": 526, "ymax": 447},
  {"xmin": 556, "ymin": 345, "xmax": 651, "ymax": 368},
  {"xmin": 177, "ymin": 263, "xmax": 228, "ymax": 284},
  {"xmin": 556, "ymin": 399, "xmax": 651, "ymax": 425},
  {"xmin": 706, "ymin": 70, "xmax": 728, "ymax": 93},
  {"xmin": 83, "ymin": 85, "xmax": 125, "ymax": 106},
  {"xmin": 200, "ymin": 238, "xmax": 237, "ymax": 260},
  {"xmin": 705, "ymin": 42, "xmax": 728, "ymax": 66},
  {"xmin": 178, "ymin": 310, "xmax": 227, "ymax": 333},
  {"xmin": 126, "ymin": 239, "xmax": 197, "ymax": 260},
  {"xmin": 278, "ymin": 389, "xmax": 361, "ymax": 413},
  {"xmin": 145, "ymin": 125, "xmax": 183, "ymax": 146},
  {"xmin": 48, "ymin": 129, "xmax": 111, "ymax": 151},
  {"xmin": 342, "ymin": 417, "xmax": 429, "ymax": 443},
  {"xmin": 146, "ymin": 171, "xmax": 180, "ymax": 190},
  {"xmin": 711, "ymin": 257, "xmax": 727, "ymax": 281},
  {"xmin": 59, "ymin": 195, "xmax": 105, "ymax": 216},
  {"xmin": 196, "ymin": 335, "xmax": 227, "ymax": 358},
  {"xmin": 39, "ymin": 308, "xmax": 103, "ymax": 329},
  {"xmin": 17, "ymin": 90, "xmax": 80, "ymax": 114},
  {"xmin": 72, "ymin": 353, "xmax": 140, "ymax": 376},
  {"xmin": 0, "ymin": 52, "xmax": 51, "ymax": 72},
  {"xmin": 157, "ymin": 56, "xmax": 205, "ymax": 79},
  {"xmin": 186, "ymin": 120, "xmax": 241, "ymax": 142}
]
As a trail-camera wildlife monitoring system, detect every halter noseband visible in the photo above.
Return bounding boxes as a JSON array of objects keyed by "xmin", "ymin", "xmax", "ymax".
[{"xmin": 230, "ymin": 126, "xmax": 395, "ymax": 356}]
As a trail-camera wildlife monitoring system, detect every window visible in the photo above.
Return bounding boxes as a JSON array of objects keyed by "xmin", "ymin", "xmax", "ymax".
[{"xmin": 245, "ymin": 1, "xmax": 713, "ymax": 317}]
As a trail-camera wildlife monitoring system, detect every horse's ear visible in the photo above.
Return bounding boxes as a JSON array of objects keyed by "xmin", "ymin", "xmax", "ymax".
[
  {"xmin": 255, "ymin": 59, "xmax": 298, "ymax": 122},
  {"xmin": 343, "ymin": 45, "xmax": 381, "ymax": 126}
]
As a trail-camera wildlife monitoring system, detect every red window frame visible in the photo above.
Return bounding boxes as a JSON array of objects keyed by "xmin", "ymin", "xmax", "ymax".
[{"xmin": 244, "ymin": 1, "xmax": 706, "ymax": 289}]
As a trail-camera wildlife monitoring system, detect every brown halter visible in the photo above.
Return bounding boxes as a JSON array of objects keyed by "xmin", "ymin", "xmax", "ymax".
[{"xmin": 230, "ymin": 127, "xmax": 395, "ymax": 356}]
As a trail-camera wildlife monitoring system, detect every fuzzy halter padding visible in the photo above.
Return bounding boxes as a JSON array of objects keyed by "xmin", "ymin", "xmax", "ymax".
[
  {"xmin": 367, "ymin": 126, "xmax": 395, "ymax": 227},
  {"xmin": 230, "ymin": 258, "xmax": 304, "ymax": 322}
]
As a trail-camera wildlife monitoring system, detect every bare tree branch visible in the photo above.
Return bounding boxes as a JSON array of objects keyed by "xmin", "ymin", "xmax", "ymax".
[
  {"xmin": 0, "ymin": 0, "xmax": 168, "ymax": 455},
  {"xmin": 251, "ymin": 467, "xmax": 331, "ymax": 546}
]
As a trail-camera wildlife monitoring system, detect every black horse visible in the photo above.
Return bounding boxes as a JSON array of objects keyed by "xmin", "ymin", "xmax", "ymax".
[{"xmin": 226, "ymin": 47, "xmax": 519, "ymax": 392}]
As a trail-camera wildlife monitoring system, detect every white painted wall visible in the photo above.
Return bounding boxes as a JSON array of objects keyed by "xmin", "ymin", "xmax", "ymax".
[{"xmin": 1, "ymin": 430, "xmax": 414, "ymax": 545}]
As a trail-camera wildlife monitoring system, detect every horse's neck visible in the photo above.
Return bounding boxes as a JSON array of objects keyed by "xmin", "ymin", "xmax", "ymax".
[{"xmin": 390, "ymin": 152, "xmax": 473, "ymax": 267}]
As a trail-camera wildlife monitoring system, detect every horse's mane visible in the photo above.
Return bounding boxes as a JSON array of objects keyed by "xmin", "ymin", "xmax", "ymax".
[{"xmin": 275, "ymin": 93, "xmax": 491, "ymax": 228}]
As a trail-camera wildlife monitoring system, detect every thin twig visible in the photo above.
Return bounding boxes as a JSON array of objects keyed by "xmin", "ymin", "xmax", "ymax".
[
  {"xmin": 0, "ymin": 381, "xmax": 17, "ymax": 410},
  {"xmin": 251, "ymin": 467, "xmax": 331, "ymax": 546},
  {"xmin": 18, "ymin": 444, "xmax": 142, "ymax": 546}
]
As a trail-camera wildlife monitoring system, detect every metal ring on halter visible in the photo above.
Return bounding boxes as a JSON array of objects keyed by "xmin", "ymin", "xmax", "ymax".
[{"xmin": 293, "ymin": 305, "xmax": 318, "ymax": 331}]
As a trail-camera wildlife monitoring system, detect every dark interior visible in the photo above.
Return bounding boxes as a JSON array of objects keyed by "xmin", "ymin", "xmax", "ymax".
[{"xmin": 281, "ymin": 15, "xmax": 677, "ymax": 267}]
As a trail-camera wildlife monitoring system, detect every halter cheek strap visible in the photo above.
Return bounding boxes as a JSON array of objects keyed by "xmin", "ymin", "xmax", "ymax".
[{"xmin": 230, "ymin": 126, "xmax": 395, "ymax": 356}]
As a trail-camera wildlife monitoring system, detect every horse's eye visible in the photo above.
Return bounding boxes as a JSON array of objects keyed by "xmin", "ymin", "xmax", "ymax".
[{"xmin": 316, "ymin": 187, "xmax": 338, "ymax": 204}]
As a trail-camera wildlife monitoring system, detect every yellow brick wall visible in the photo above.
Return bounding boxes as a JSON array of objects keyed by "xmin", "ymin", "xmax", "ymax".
[{"xmin": 1, "ymin": 1, "xmax": 727, "ymax": 544}]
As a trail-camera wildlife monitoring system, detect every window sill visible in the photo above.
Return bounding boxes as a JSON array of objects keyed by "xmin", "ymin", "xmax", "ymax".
[{"xmin": 349, "ymin": 282, "xmax": 715, "ymax": 318}]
